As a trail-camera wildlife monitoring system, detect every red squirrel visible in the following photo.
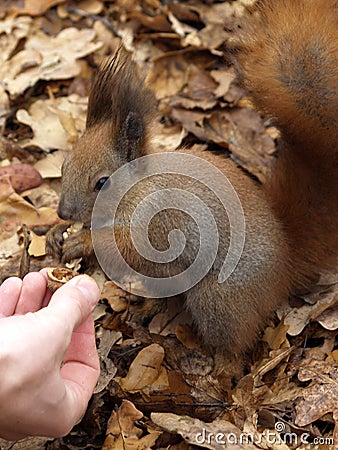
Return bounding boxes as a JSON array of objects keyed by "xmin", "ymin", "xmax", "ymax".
[{"xmin": 47, "ymin": 0, "xmax": 338, "ymax": 357}]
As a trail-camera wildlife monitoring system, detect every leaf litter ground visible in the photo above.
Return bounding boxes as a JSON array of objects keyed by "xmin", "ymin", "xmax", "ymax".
[{"xmin": 0, "ymin": 1, "xmax": 337, "ymax": 449}]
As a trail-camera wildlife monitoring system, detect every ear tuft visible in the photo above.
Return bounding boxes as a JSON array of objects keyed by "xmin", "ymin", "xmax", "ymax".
[{"xmin": 86, "ymin": 47, "xmax": 156, "ymax": 162}]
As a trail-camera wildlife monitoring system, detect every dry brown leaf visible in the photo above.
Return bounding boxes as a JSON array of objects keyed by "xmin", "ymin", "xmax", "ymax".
[
  {"xmin": 204, "ymin": 109, "xmax": 275, "ymax": 183},
  {"xmin": 28, "ymin": 231, "xmax": 46, "ymax": 257},
  {"xmin": 263, "ymin": 320, "xmax": 290, "ymax": 350},
  {"xmin": 103, "ymin": 432, "xmax": 160, "ymax": 450},
  {"xmin": 317, "ymin": 306, "xmax": 338, "ymax": 330},
  {"xmin": 0, "ymin": 177, "xmax": 58, "ymax": 240},
  {"xmin": 25, "ymin": 182, "xmax": 59, "ymax": 210},
  {"xmin": 0, "ymin": 233, "xmax": 21, "ymax": 263},
  {"xmin": 148, "ymin": 55, "xmax": 189, "ymax": 100},
  {"xmin": 141, "ymin": 365, "xmax": 170, "ymax": 396},
  {"xmin": 191, "ymin": 2, "xmax": 247, "ymax": 25},
  {"xmin": 58, "ymin": 0, "xmax": 103, "ymax": 18},
  {"xmin": 171, "ymin": 108, "xmax": 210, "ymax": 141},
  {"xmin": 0, "ymin": 16, "xmax": 32, "ymax": 64},
  {"xmin": 34, "ymin": 151, "xmax": 68, "ymax": 178},
  {"xmin": 167, "ymin": 11, "xmax": 195, "ymax": 37},
  {"xmin": 241, "ymin": 416, "xmax": 292, "ymax": 450},
  {"xmin": 119, "ymin": 343, "xmax": 165, "ymax": 392},
  {"xmin": 103, "ymin": 400, "xmax": 142, "ymax": 446},
  {"xmin": 17, "ymin": 94, "xmax": 87, "ymax": 150},
  {"xmin": 11, "ymin": 0, "xmax": 65, "ymax": 16},
  {"xmin": 152, "ymin": 122, "xmax": 186, "ymax": 153},
  {"xmin": 254, "ymin": 348, "xmax": 294, "ymax": 380},
  {"xmin": 103, "ymin": 400, "xmax": 161, "ymax": 450},
  {"xmin": 232, "ymin": 375, "xmax": 268, "ymax": 420},
  {"xmin": 331, "ymin": 350, "xmax": 338, "ymax": 362},
  {"xmin": 278, "ymin": 286, "xmax": 338, "ymax": 336},
  {"xmin": 95, "ymin": 328, "xmax": 120, "ymax": 394},
  {"xmin": 296, "ymin": 360, "xmax": 338, "ymax": 445},
  {"xmin": 172, "ymin": 64, "xmax": 218, "ymax": 110},
  {"xmin": 57, "ymin": 110, "xmax": 78, "ymax": 144},
  {"xmin": 183, "ymin": 24, "xmax": 227, "ymax": 51},
  {"xmin": 0, "ymin": 85, "xmax": 10, "ymax": 129},
  {"xmin": 101, "ymin": 281, "xmax": 130, "ymax": 313},
  {"xmin": 0, "ymin": 435, "xmax": 53, "ymax": 450},
  {"xmin": 148, "ymin": 297, "xmax": 191, "ymax": 336},
  {"xmin": 129, "ymin": 11, "xmax": 172, "ymax": 33},
  {"xmin": 210, "ymin": 68, "xmax": 236, "ymax": 99},
  {"xmin": 263, "ymin": 382, "xmax": 302, "ymax": 406},
  {"xmin": 1, "ymin": 28, "xmax": 101, "ymax": 97},
  {"xmin": 151, "ymin": 413, "xmax": 257, "ymax": 450}
]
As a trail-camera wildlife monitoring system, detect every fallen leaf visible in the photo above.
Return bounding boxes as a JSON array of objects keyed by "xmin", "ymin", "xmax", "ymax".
[
  {"xmin": 25, "ymin": 182, "xmax": 59, "ymax": 210},
  {"xmin": 0, "ymin": 177, "xmax": 58, "ymax": 240},
  {"xmin": 17, "ymin": 94, "xmax": 87, "ymax": 150},
  {"xmin": 11, "ymin": 0, "xmax": 65, "ymax": 16},
  {"xmin": 152, "ymin": 122, "xmax": 186, "ymax": 153},
  {"xmin": 34, "ymin": 151, "xmax": 68, "ymax": 178},
  {"xmin": 263, "ymin": 320, "xmax": 290, "ymax": 350},
  {"xmin": 148, "ymin": 54, "xmax": 189, "ymax": 100},
  {"xmin": 1, "ymin": 28, "xmax": 101, "ymax": 97},
  {"xmin": 183, "ymin": 24, "xmax": 227, "ymax": 51},
  {"xmin": 204, "ymin": 108, "xmax": 275, "ymax": 182},
  {"xmin": 151, "ymin": 413, "xmax": 257, "ymax": 450},
  {"xmin": 296, "ymin": 360, "xmax": 338, "ymax": 446},
  {"xmin": 103, "ymin": 400, "xmax": 161, "ymax": 450},
  {"xmin": 210, "ymin": 68, "xmax": 236, "ymax": 99},
  {"xmin": 101, "ymin": 281, "xmax": 135, "ymax": 313},
  {"xmin": 317, "ymin": 306, "xmax": 338, "ymax": 330},
  {"xmin": 148, "ymin": 296, "xmax": 191, "ymax": 336},
  {"xmin": 279, "ymin": 286, "xmax": 338, "ymax": 336},
  {"xmin": 0, "ymin": 16, "xmax": 32, "ymax": 64},
  {"xmin": 191, "ymin": 1, "xmax": 247, "ymax": 26},
  {"xmin": 28, "ymin": 231, "xmax": 46, "ymax": 257},
  {"xmin": 119, "ymin": 343, "xmax": 165, "ymax": 392},
  {"xmin": 95, "ymin": 328, "xmax": 120, "ymax": 394}
]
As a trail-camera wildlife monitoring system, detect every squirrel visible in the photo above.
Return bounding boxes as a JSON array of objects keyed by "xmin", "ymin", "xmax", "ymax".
[{"xmin": 47, "ymin": 0, "xmax": 338, "ymax": 358}]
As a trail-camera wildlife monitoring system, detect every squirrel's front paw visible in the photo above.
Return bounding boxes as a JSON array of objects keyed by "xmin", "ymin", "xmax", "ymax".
[
  {"xmin": 46, "ymin": 222, "xmax": 94, "ymax": 263},
  {"xmin": 46, "ymin": 221, "xmax": 74, "ymax": 260},
  {"xmin": 61, "ymin": 228, "xmax": 94, "ymax": 262}
]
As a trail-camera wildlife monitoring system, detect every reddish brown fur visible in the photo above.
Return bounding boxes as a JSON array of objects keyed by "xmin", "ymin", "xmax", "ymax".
[
  {"xmin": 236, "ymin": 0, "xmax": 338, "ymax": 286},
  {"xmin": 47, "ymin": 0, "xmax": 338, "ymax": 359}
]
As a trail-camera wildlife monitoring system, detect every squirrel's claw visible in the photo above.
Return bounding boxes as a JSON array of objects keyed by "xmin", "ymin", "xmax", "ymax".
[
  {"xmin": 60, "ymin": 228, "xmax": 93, "ymax": 263},
  {"xmin": 46, "ymin": 222, "xmax": 93, "ymax": 263},
  {"xmin": 46, "ymin": 221, "xmax": 74, "ymax": 260}
]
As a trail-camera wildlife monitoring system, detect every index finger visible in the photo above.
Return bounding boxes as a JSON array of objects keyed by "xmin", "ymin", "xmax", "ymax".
[{"xmin": 60, "ymin": 314, "xmax": 100, "ymax": 423}]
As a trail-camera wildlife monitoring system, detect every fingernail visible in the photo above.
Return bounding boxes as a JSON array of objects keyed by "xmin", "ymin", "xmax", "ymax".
[{"xmin": 68, "ymin": 276, "xmax": 100, "ymax": 309}]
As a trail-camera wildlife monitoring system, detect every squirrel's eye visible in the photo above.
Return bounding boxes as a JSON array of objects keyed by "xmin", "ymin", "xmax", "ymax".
[{"xmin": 94, "ymin": 177, "xmax": 109, "ymax": 192}]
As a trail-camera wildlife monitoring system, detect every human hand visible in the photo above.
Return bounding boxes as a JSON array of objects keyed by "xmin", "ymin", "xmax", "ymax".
[{"xmin": 0, "ymin": 271, "xmax": 100, "ymax": 441}]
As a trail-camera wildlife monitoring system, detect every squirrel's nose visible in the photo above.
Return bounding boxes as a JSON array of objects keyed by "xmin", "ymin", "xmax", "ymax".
[{"xmin": 57, "ymin": 195, "xmax": 75, "ymax": 220}]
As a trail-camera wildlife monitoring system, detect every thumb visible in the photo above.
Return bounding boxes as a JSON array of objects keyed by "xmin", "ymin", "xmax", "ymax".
[{"xmin": 40, "ymin": 275, "xmax": 100, "ymax": 331}]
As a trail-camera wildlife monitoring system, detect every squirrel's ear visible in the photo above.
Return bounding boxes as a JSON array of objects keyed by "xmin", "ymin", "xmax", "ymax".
[
  {"xmin": 120, "ymin": 111, "xmax": 145, "ymax": 161},
  {"xmin": 86, "ymin": 49, "xmax": 156, "ymax": 162}
]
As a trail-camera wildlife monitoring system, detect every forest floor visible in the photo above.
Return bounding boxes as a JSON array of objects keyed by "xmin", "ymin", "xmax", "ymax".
[{"xmin": 0, "ymin": 1, "xmax": 337, "ymax": 449}]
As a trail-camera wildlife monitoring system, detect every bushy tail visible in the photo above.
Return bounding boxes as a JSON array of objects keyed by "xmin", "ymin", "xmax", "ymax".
[{"xmin": 236, "ymin": 0, "xmax": 338, "ymax": 287}]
